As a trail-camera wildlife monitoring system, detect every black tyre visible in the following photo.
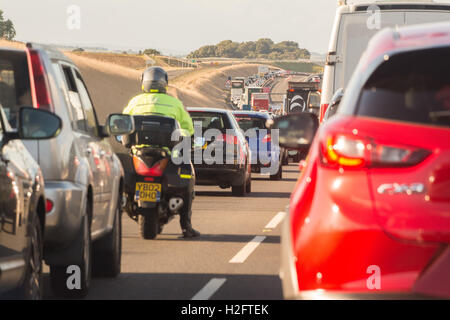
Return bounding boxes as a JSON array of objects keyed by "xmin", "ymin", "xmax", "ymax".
[
  {"xmin": 14, "ymin": 213, "xmax": 43, "ymax": 300},
  {"xmin": 92, "ymin": 197, "xmax": 122, "ymax": 278},
  {"xmin": 246, "ymin": 175, "xmax": 252, "ymax": 193},
  {"xmin": 232, "ymin": 173, "xmax": 247, "ymax": 197},
  {"xmin": 270, "ymin": 163, "xmax": 283, "ymax": 181},
  {"xmin": 50, "ymin": 213, "xmax": 91, "ymax": 298},
  {"xmin": 282, "ymin": 152, "xmax": 289, "ymax": 165},
  {"xmin": 139, "ymin": 208, "xmax": 159, "ymax": 239}
]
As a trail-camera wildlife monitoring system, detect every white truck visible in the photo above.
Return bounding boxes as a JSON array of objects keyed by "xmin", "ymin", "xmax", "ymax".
[
  {"xmin": 230, "ymin": 78, "xmax": 245, "ymax": 108},
  {"xmin": 320, "ymin": 0, "xmax": 450, "ymax": 121},
  {"xmin": 258, "ymin": 65, "xmax": 269, "ymax": 76}
]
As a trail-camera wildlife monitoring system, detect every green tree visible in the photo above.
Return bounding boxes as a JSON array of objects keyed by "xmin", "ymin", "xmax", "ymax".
[
  {"xmin": 255, "ymin": 38, "xmax": 273, "ymax": 55},
  {"xmin": 0, "ymin": 10, "xmax": 16, "ymax": 40},
  {"xmin": 187, "ymin": 38, "xmax": 310, "ymax": 60},
  {"xmin": 143, "ymin": 48, "xmax": 161, "ymax": 56}
]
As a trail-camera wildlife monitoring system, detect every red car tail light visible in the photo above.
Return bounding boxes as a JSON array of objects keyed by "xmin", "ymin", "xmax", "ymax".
[
  {"xmin": 26, "ymin": 48, "xmax": 53, "ymax": 111},
  {"xmin": 321, "ymin": 133, "xmax": 430, "ymax": 168},
  {"xmin": 319, "ymin": 103, "xmax": 328, "ymax": 122},
  {"xmin": 46, "ymin": 199, "xmax": 54, "ymax": 213},
  {"xmin": 262, "ymin": 134, "xmax": 271, "ymax": 144},
  {"xmin": 133, "ymin": 156, "xmax": 168, "ymax": 177},
  {"xmin": 217, "ymin": 134, "xmax": 238, "ymax": 145}
]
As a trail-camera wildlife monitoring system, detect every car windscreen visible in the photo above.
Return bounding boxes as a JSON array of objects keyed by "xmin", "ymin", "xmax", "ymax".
[
  {"xmin": 233, "ymin": 115, "xmax": 267, "ymax": 131},
  {"xmin": 356, "ymin": 47, "xmax": 450, "ymax": 128},
  {"xmin": 189, "ymin": 112, "xmax": 232, "ymax": 132},
  {"xmin": 0, "ymin": 50, "xmax": 32, "ymax": 128}
]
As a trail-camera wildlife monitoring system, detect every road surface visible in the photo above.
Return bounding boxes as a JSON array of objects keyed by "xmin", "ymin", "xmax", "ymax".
[
  {"xmin": 270, "ymin": 75, "xmax": 309, "ymax": 104},
  {"xmin": 44, "ymin": 164, "xmax": 299, "ymax": 300}
]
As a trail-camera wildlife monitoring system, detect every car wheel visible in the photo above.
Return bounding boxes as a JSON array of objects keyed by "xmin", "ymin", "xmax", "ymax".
[
  {"xmin": 246, "ymin": 174, "xmax": 252, "ymax": 193},
  {"xmin": 15, "ymin": 213, "xmax": 43, "ymax": 300},
  {"xmin": 232, "ymin": 171, "xmax": 247, "ymax": 197},
  {"xmin": 270, "ymin": 163, "xmax": 283, "ymax": 181},
  {"xmin": 92, "ymin": 195, "xmax": 122, "ymax": 278},
  {"xmin": 139, "ymin": 208, "xmax": 159, "ymax": 240},
  {"xmin": 50, "ymin": 212, "xmax": 91, "ymax": 298},
  {"xmin": 282, "ymin": 152, "xmax": 289, "ymax": 165}
]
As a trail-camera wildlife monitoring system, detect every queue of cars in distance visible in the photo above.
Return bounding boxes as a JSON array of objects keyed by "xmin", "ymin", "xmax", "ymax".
[
  {"xmin": 278, "ymin": 21, "xmax": 450, "ymax": 299},
  {"xmin": 188, "ymin": 108, "xmax": 252, "ymax": 196},
  {"xmin": 320, "ymin": 0, "xmax": 450, "ymax": 122},
  {"xmin": 0, "ymin": 43, "xmax": 134, "ymax": 298}
]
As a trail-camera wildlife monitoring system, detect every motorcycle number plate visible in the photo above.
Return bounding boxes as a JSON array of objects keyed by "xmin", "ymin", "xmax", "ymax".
[{"xmin": 135, "ymin": 183, "xmax": 162, "ymax": 202}]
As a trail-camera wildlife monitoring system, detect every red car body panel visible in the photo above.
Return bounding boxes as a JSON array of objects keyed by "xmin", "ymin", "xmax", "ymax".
[
  {"xmin": 284, "ymin": 23, "xmax": 450, "ymax": 298},
  {"xmin": 289, "ymin": 116, "xmax": 448, "ymax": 294}
]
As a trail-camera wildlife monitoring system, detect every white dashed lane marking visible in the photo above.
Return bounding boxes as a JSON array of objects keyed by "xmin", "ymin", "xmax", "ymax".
[
  {"xmin": 265, "ymin": 211, "xmax": 285, "ymax": 229},
  {"xmin": 229, "ymin": 236, "xmax": 266, "ymax": 264},
  {"xmin": 191, "ymin": 278, "xmax": 227, "ymax": 300}
]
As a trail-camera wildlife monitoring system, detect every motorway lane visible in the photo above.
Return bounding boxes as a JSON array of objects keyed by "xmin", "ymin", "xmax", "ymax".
[
  {"xmin": 43, "ymin": 163, "xmax": 299, "ymax": 299},
  {"xmin": 269, "ymin": 75, "xmax": 309, "ymax": 108}
]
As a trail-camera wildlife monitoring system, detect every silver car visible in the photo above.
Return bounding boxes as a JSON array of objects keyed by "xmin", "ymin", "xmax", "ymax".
[{"xmin": 0, "ymin": 43, "xmax": 133, "ymax": 297}]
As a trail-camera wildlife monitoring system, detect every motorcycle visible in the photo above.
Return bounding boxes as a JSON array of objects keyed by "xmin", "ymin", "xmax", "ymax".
[{"xmin": 119, "ymin": 115, "xmax": 195, "ymax": 239}]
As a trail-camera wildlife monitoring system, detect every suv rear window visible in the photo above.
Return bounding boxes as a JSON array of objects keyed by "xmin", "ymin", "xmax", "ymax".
[
  {"xmin": 234, "ymin": 115, "xmax": 267, "ymax": 131},
  {"xmin": 189, "ymin": 112, "xmax": 232, "ymax": 132},
  {"xmin": 356, "ymin": 47, "xmax": 450, "ymax": 128},
  {"xmin": 0, "ymin": 51, "xmax": 32, "ymax": 128}
]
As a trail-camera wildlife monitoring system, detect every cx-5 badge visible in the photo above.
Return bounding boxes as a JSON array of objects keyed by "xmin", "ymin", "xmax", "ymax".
[{"xmin": 377, "ymin": 183, "xmax": 425, "ymax": 195}]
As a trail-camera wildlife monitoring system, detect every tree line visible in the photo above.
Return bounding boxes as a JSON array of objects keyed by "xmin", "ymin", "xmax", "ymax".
[
  {"xmin": 187, "ymin": 39, "xmax": 310, "ymax": 60},
  {"xmin": 0, "ymin": 10, "xmax": 16, "ymax": 40}
]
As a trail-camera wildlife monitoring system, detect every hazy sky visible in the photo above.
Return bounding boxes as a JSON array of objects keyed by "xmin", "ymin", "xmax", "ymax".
[{"xmin": 2, "ymin": 0, "xmax": 337, "ymax": 55}]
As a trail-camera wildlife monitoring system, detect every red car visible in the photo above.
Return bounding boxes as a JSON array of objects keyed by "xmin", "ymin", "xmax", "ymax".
[{"xmin": 278, "ymin": 22, "xmax": 450, "ymax": 299}]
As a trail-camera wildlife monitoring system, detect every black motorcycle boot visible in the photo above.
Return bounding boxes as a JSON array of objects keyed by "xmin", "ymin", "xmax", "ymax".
[
  {"xmin": 180, "ymin": 196, "xmax": 200, "ymax": 238},
  {"xmin": 182, "ymin": 227, "xmax": 201, "ymax": 238}
]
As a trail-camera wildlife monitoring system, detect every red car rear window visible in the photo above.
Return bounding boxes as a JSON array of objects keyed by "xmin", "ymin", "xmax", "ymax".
[{"xmin": 357, "ymin": 47, "xmax": 450, "ymax": 128}]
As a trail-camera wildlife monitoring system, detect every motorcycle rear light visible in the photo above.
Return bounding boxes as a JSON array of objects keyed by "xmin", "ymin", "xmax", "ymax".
[
  {"xmin": 321, "ymin": 133, "xmax": 430, "ymax": 168},
  {"xmin": 133, "ymin": 156, "xmax": 168, "ymax": 177},
  {"xmin": 46, "ymin": 199, "xmax": 54, "ymax": 213},
  {"xmin": 26, "ymin": 48, "xmax": 53, "ymax": 111}
]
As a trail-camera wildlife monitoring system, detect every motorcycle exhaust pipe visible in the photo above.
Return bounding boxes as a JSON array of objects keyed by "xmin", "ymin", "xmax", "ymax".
[{"xmin": 169, "ymin": 197, "xmax": 184, "ymax": 213}]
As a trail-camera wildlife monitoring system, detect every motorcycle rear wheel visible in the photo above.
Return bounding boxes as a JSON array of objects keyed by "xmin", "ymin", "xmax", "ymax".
[{"xmin": 139, "ymin": 208, "xmax": 159, "ymax": 240}]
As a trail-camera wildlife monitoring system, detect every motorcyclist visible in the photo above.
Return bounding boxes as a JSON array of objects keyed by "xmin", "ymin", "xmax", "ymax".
[{"xmin": 123, "ymin": 66, "xmax": 200, "ymax": 238}]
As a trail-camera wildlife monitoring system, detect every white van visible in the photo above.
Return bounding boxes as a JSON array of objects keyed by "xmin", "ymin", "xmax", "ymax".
[{"xmin": 320, "ymin": 0, "xmax": 450, "ymax": 121}]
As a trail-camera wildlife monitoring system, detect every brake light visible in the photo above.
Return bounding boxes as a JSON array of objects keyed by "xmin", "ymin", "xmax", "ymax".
[
  {"xmin": 322, "ymin": 134, "xmax": 368, "ymax": 168},
  {"xmin": 133, "ymin": 156, "xmax": 169, "ymax": 177},
  {"xmin": 319, "ymin": 103, "xmax": 329, "ymax": 122},
  {"xmin": 217, "ymin": 134, "xmax": 238, "ymax": 145},
  {"xmin": 262, "ymin": 134, "xmax": 271, "ymax": 143},
  {"xmin": 26, "ymin": 48, "xmax": 53, "ymax": 111},
  {"xmin": 321, "ymin": 134, "xmax": 430, "ymax": 168},
  {"xmin": 46, "ymin": 199, "xmax": 54, "ymax": 213}
]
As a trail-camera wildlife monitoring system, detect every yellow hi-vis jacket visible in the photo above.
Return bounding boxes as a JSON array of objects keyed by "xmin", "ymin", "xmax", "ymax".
[{"xmin": 123, "ymin": 93, "xmax": 194, "ymax": 136}]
